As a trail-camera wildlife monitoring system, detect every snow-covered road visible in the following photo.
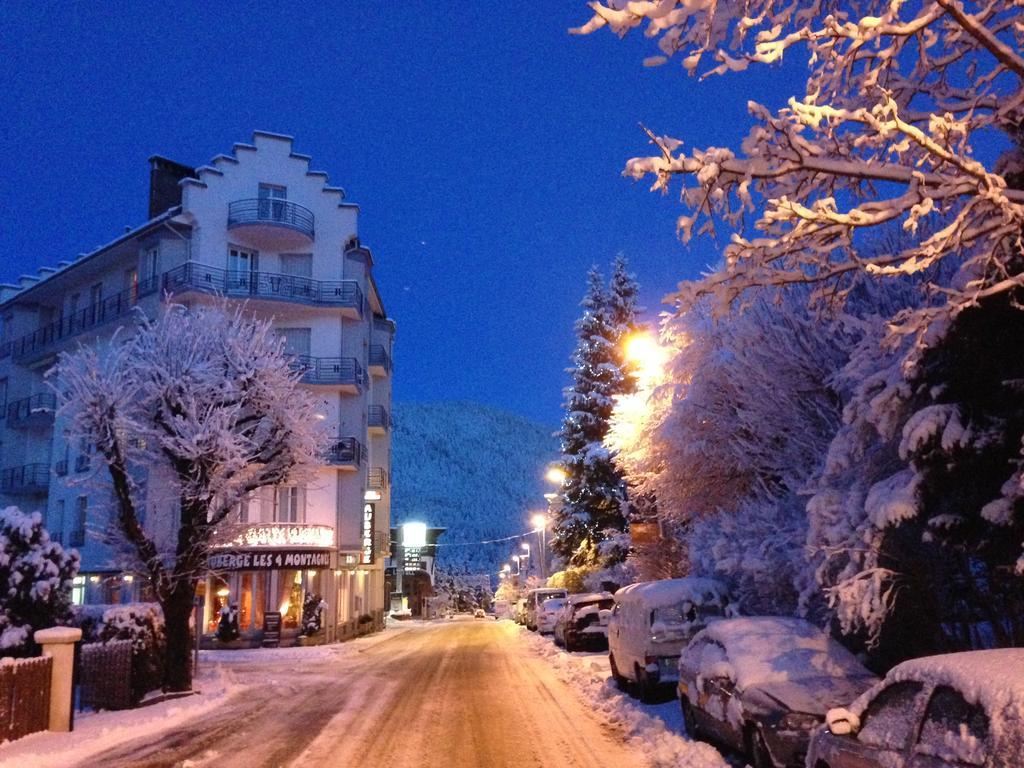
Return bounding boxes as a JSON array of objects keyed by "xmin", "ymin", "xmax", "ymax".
[{"xmin": 2, "ymin": 618, "xmax": 661, "ymax": 768}]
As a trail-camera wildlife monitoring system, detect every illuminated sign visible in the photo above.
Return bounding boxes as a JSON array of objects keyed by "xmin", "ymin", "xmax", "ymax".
[
  {"xmin": 209, "ymin": 549, "xmax": 332, "ymax": 571},
  {"xmin": 213, "ymin": 523, "xmax": 335, "ymax": 549},
  {"xmin": 361, "ymin": 503, "xmax": 375, "ymax": 564}
]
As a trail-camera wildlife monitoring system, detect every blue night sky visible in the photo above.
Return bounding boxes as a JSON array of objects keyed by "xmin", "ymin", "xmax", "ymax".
[{"xmin": 0, "ymin": 2, "xmax": 804, "ymax": 428}]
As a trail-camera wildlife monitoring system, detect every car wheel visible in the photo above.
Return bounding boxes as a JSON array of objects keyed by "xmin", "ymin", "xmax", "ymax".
[
  {"xmin": 680, "ymin": 696, "xmax": 700, "ymax": 740},
  {"xmin": 635, "ymin": 664, "xmax": 656, "ymax": 703},
  {"xmin": 746, "ymin": 725, "xmax": 774, "ymax": 768},
  {"xmin": 609, "ymin": 653, "xmax": 628, "ymax": 690}
]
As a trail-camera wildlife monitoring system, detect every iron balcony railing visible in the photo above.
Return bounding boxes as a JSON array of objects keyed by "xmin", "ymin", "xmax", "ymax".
[
  {"xmin": 6, "ymin": 393, "xmax": 57, "ymax": 428},
  {"xmin": 0, "ymin": 464, "xmax": 50, "ymax": 494},
  {"xmin": 324, "ymin": 437, "xmax": 366, "ymax": 467},
  {"xmin": 368, "ymin": 345, "xmax": 392, "ymax": 374},
  {"xmin": 367, "ymin": 405, "xmax": 390, "ymax": 431},
  {"xmin": 163, "ymin": 263, "xmax": 363, "ymax": 313},
  {"xmin": 227, "ymin": 198, "xmax": 315, "ymax": 240},
  {"xmin": 288, "ymin": 356, "xmax": 364, "ymax": 388},
  {"xmin": 367, "ymin": 467, "xmax": 388, "ymax": 490},
  {"xmin": 1, "ymin": 275, "xmax": 160, "ymax": 361}
]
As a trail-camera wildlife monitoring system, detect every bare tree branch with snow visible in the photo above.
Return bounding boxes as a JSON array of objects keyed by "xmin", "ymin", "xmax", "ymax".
[{"xmin": 574, "ymin": 1, "xmax": 1024, "ymax": 339}]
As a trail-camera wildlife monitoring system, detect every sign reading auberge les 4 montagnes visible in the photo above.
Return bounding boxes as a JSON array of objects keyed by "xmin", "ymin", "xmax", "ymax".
[{"xmin": 208, "ymin": 549, "xmax": 332, "ymax": 571}]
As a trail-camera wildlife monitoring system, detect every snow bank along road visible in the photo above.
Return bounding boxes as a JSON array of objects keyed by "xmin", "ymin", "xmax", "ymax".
[{"xmin": 14, "ymin": 619, "xmax": 647, "ymax": 768}]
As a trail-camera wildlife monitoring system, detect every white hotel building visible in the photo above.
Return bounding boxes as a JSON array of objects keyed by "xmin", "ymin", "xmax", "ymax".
[{"xmin": 0, "ymin": 131, "xmax": 394, "ymax": 644}]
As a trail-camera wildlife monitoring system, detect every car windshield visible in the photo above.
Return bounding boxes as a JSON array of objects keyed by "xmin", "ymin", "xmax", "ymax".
[{"xmin": 652, "ymin": 600, "xmax": 720, "ymax": 625}]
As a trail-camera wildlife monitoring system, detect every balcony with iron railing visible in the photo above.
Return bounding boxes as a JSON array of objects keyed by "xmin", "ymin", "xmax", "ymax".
[
  {"xmin": 0, "ymin": 275, "xmax": 160, "ymax": 363},
  {"xmin": 367, "ymin": 467, "xmax": 389, "ymax": 490},
  {"xmin": 0, "ymin": 464, "xmax": 50, "ymax": 495},
  {"xmin": 227, "ymin": 198, "xmax": 315, "ymax": 247},
  {"xmin": 288, "ymin": 356, "xmax": 364, "ymax": 391},
  {"xmin": 163, "ymin": 263, "xmax": 363, "ymax": 317},
  {"xmin": 324, "ymin": 437, "xmax": 366, "ymax": 470},
  {"xmin": 5, "ymin": 393, "xmax": 57, "ymax": 429},
  {"xmin": 368, "ymin": 345, "xmax": 391, "ymax": 376},
  {"xmin": 368, "ymin": 405, "xmax": 390, "ymax": 433}
]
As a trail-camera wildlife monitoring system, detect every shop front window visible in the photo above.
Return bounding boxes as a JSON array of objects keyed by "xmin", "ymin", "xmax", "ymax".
[
  {"xmin": 278, "ymin": 570, "xmax": 304, "ymax": 629},
  {"xmin": 209, "ymin": 575, "xmax": 230, "ymax": 632}
]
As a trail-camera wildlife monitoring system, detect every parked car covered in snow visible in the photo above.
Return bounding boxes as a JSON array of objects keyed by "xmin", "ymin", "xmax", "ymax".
[
  {"xmin": 524, "ymin": 588, "xmax": 568, "ymax": 632},
  {"xmin": 608, "ymin": 577, "xmax": 732, "ymax": 702},
  {"xmin": 554, "ymin": 592, "xmax": 614, "ymax": 651},
  {"xmin": 536, "ymin": 597, "xmax": 566, "ymax": 634},
  {"xmin": 807, "ymin": 648, "xmax": 1024, "ymax": 768},
  {"xmin": 676, "ymin": 617, "xmax": 877, "ymax": 768}
]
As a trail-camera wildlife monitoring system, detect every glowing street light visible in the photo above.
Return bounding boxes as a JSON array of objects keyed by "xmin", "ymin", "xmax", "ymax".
[
  {"xmin": 623, "ymin": 330, "xmax": 667, "ymax": 385},
  {"xmin": 521, "ymin": 542, "xmax": 530, "ymax": 553},
  {"xmin": 545, "ymin": 466, "xmax": 566, "ymax": 486}
]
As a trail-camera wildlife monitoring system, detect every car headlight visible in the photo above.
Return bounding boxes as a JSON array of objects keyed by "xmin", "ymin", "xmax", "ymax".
[{"xmin": 779, "ymin": 712, "xmax": 821, "ymax": 731}]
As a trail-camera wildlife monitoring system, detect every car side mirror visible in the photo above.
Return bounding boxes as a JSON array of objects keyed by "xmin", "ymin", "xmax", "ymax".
[{"xmin": 826, "ymin": 708, "xmax": 860, "ymax": 736}]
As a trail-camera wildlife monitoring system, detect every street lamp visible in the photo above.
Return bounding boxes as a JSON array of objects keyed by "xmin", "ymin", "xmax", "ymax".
[
  {"xmin": 511, "ymin": 555, "xmax": 521, "ymax": 576},
  {"xmin": 545, "ymin": 466, "xmax": 566, "ymax": 486}
]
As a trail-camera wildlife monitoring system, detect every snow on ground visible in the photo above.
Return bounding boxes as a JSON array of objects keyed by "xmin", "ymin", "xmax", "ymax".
[
  {"xmin": 0, "ymin": 622, "xmax": 418, "ymax": 768},
  {"xmin": 514, "ymin": 623, "xmax": 739, "ymax": 768}
]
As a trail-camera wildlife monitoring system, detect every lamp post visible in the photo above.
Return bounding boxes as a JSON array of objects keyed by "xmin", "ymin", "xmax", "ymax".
[{"xmin": 531, "ymin": 512, "xmax": 548, "ymax": 580}]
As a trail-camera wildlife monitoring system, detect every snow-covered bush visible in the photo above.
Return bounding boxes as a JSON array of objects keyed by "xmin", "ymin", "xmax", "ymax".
[
  {"xmin": 98, "ymin": 603, "xmax": 166, "ymax": 700},
  {"xmin": 0, "ymin": 506, "xmax": 79, "ymax": 656}
]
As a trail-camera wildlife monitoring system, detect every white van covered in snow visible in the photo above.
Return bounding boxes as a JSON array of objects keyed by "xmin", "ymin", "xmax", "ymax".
[{"xmin": 607, "ymin": 578, "xmax": 732, "ymax": 702}]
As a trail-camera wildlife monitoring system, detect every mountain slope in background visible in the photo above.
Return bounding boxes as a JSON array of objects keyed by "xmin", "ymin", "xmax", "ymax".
[{"xmin": 391, "ymin": 401, "xmax": 559, "ymax": 576}]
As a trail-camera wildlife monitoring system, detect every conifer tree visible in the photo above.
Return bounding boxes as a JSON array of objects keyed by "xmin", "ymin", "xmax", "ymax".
[{"xmin": 554, "ymin": 266, "xmax": 633, "ymax": 565}]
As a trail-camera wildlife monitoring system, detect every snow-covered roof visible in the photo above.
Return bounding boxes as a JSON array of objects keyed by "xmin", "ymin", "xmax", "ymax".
[
  {"xmin": 0, "ymin": 207, "xmax": 181, "ymax": 308},
  {"xmin": 613, "ymin": 577, "xmax": 729, "ymax": 609},
  {"xmin": 886, "ymin": 649, "xmax": 1024, "ymax": 715},
  {"xmin": 566, "ymin": 591, "xmax": 613, "ymax": 606},
  {"xmin": 697, "ymin": 617, "xmax": 873, "ymax": 691}
]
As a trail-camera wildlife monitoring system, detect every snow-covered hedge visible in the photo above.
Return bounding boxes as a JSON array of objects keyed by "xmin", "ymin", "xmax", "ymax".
[
  {"xmin": 71, "ymin": 602, "xmax": 166, "ymax": 700},
  {"xmin": 0, "ymin": 506, "xmax": 79, "ymax": 656}
]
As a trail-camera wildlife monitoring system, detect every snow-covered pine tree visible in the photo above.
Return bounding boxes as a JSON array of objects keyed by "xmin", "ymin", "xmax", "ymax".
[
  {"xmin": 607, "ymin": 255, "xmax": 640, "ymax": 388},
  {"xmin": 0, "ymin": 507, "xmax": 79, "ymax": 656},
  {"xmin": 554, "ymin": 267, "xmax": 629, "ymax": 566}
]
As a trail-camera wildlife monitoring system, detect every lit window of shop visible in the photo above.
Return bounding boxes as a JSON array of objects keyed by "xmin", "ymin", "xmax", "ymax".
[
  {"xmin": 71, "ymin": 575, "xmax": 85, "ymax": 605},
  {"xmin": 277, "ymin": 570, "xmax": 304, "ymax": 629}
]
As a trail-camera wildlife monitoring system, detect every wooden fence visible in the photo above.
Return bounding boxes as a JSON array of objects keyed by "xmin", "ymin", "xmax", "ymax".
[
  {"xmin": 0, "ymin": 656, "xmax": 52, "ymax": 742},
  {"xmin": 77, "ymin": 640, "xmax": 133, "ymax": 711}
]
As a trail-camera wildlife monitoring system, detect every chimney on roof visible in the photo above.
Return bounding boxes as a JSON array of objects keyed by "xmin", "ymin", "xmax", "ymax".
[{"xmin": 148, "ymin": 155, "xmax": 196, "ymax": 218}]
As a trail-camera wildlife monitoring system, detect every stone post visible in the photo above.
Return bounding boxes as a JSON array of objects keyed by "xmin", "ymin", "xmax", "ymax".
[{"xmin": 34, "ymin": 626, "xmax": 82, "ymax": 732}]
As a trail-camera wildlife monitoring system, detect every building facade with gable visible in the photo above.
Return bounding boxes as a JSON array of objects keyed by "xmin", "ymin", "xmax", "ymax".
[{"xmin": 0, "ymin": 131, "xmax": 394, "ymax": 644}]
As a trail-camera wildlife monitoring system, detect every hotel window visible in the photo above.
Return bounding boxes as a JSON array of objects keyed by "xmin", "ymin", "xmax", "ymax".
[
  {"xmin": 71, "ymin": 496, "xmax": 87, "ymax": 547},
  {"xmin": 89, "ymin": 282, "xmax": 103, "ymax": 323},
  {"xmin": 143, "ymin": 246, "xmax": 159, "ymax": 283},
  {"xmin": 258, "ymin": 184, "xmax": 287, "ymax": 222},
  {"xmin": 277, "ymin": 328, "xmax": 311, "ymax": 358},
  {"xmin": 274, "ymin": 486, "xmax": 305, "ymax": 523},
  {"xmin": 279, "ymin": 253, "xmax": 312, "ymax": 278}
]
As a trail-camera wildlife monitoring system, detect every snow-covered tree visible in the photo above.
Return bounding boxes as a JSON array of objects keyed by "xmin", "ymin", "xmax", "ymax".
[
  {"xmin": 611, "ymin": 287, "xmax": 851, "ymax": 613},
  {"xmin": 574, "ymin": 2, "xmax": 1024, "ymax": 343},
  {"xmin": 0, "ymin": 507, "xmax": 79, "ymax": 656},
  {"xmin": 56, "ymin": 303, "xmax": 323, "ymax": 691},
  {"xmin": 555, "ymin": 267, "xmax": 630, "ymax": 565}
]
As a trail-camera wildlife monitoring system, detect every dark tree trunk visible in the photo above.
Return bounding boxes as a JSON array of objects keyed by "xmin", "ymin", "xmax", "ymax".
[{"xmin": 162, "ymin": 579, "xmax": 198, "ymax": 692}]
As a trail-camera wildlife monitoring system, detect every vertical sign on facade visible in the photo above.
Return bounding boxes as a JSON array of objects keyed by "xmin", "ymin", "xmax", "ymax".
[{"xmin": 361, "ymin": 503, "xmax": 375, "ymax": 564}]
